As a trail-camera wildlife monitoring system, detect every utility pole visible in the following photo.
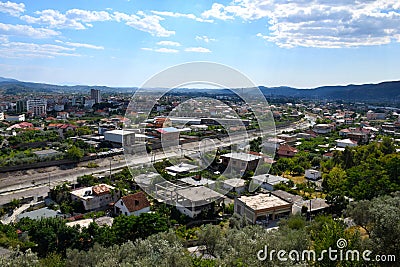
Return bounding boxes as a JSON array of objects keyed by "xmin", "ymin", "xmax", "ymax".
[{"xmin": 109, "ymin": 158, "xmax": 112, "ymax": 179}]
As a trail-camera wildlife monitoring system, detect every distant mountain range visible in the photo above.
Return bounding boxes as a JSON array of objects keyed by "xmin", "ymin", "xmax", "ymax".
[
  {"xmin": 0, "ymin": 78, "xmax": 137, "ymax": 95},
  {"xmin": 0, "ymin": 77, "xmax": 399, "ymax": 102},
  {"xmin": 259, "ymin": 81, "xmax": 400, "ymax": 102}
]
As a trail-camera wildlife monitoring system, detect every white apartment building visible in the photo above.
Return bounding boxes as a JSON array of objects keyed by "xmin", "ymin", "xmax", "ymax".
[{"xmin": 27, "ymin": 99, "xmax": 47, "ymax": 116}]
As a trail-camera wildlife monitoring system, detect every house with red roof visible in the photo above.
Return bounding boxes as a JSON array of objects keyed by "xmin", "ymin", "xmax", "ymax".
[
  {"xmin": 277, "ymin": 144, "xmax": 298, "ymax": 158},
  {"xmin": 114, "ymin": 191, "xmax": 151, "ymax": 216},
  {"xmin": 6, "ymin": 122, "xmax": 34, "ymax": 131}
]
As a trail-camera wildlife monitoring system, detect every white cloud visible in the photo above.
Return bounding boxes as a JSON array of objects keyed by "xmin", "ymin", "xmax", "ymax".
[
  {"xmin": 202, "ymin": 3, "xmax": 235, "ymax": 20},
  {"xmin": 21, "ymin": 8, "xmax": 111, "ymax": 30},
  {"xmin": 0, "ymin": 40, "xmax": 80, "ymax": 59},
  {"xmin": 203, "ymin": 0, "xmax": 400, "ymax": 48},
  {"xmin": 195, "ymin": 35, "xmax": 216, "ymax": 43},
  {"xmin": 66, "ymin": 9, "xmax": 111, "ymax": 22},
  {"xmin": 20, "ymin": 7, "xmax": 175, "ymax": 37},
  {"xmin": 151, "ymin": 10, "xmax": 214, "ymax": 23},
  {"xmin": 142, "ymin": 47, "xmax": 179, "ymax": 53},
  {"xmin": 184, "ymin": 47, "xmax": 211, "ymax": 53},
  {"xmin": 114, "ymin": 11, "xmax": 175, "ymax": 37},
  {"xmin": 55, "ymin": 40, "xmax": 104, "ymax": 50},
  {"xmin": 0, "ymin": 22, "xmax": 59, "ymax": 38},
  {"xmin": 156, "ymin": 40, "xmax": 181, "ymax": 46},
  {"xmin": 0, "ymin": 1, "xmax": 25, "ymax": 16}
]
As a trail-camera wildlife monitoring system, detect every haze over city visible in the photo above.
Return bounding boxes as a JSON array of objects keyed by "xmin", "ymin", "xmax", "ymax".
[{"xmin": 1, "ymin": 0, "xmax": 400, "ymax": 88}]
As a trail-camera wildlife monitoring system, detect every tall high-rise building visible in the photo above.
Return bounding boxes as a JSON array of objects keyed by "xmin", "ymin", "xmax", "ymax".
[
  {"xmin": 16, "ymin": 99, "xmax": 27, "ymax": 113},
  {"xmin": 90, "ymin": 89, "xmax": 101, "ymax": 104},
  {"xmin": 27, "ymin": 99, "xmax": 47, "ymax": 116}
]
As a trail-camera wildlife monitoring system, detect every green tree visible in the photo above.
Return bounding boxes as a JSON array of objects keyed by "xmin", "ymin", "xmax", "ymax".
[{"xmin": 66, "ymin": 145, "xmax": 83, "ymax": 161}]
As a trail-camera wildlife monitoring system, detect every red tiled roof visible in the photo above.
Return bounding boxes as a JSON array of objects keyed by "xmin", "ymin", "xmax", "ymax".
[
  {"xmin": 92, "ymin": 184, "xmax": 111, "ymax": 196},
  {"xmin": 278, "ymin": 144, "xmax": 298, "ymax": 153},
  {"xmin": 120, "ymin": 192, "xmax": 150, "ymax": 213},
  {"xmin": 18, "ymin": 122, "xmax": 33, "ymax": 128}
]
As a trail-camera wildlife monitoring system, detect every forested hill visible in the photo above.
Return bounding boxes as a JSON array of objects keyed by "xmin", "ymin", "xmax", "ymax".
[
  {"xmin": 260, "ymin": 80, "xmax": 400, "ymax": 102},
  {"xmin": 1, "ymin": 76, "xmax": 400, "ymax": 102}
]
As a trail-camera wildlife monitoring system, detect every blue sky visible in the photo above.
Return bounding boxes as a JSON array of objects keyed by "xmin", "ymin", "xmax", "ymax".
[{"xmin": 0, "ymin": 0, "xmax": 400, "ymax": 88}]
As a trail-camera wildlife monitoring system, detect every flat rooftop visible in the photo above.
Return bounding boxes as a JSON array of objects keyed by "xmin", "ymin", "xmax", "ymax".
[
  {"xmin": 223, "ymin": 178, "xmax": 246, "ymax": 188},
  {"xmin": 104, "ymin": 129, "xmax": 135, "ymax": 136},
  {"xmin": 252, "ymin": 174, "xmax": 289, "ymax": 185},
  {"xmin": 179, "ymin": 177, "xmax": 215, "ymax": 187},
  {"xmin": 166, "ymin": 163, "xmax": 198, "ymax": 174},
  {"xmin": 221, "ymin": 152, "xmax": 262, "ymax": 162},
  {"xmin": 177, "ymin": 186, "xmax": 223, "ymax": 202},
  {"xmin": 295, "ymin": 198, "xmax": 330, "ymax": 212},
  {"xmin": 271, "ymin": 190, "xmax": 303, "ymax": 203},
  {"xmin": 33, "ymin": 149, "xmax": 59, "ymax": 156},
  {"xmin": 17, "ymin": 207, "xmax": 60, "ymax": 220},
  {"xmin": 238, "ymin": 193, "xmax": 291, "ymax": 211},
  {"xmin": 71, "ymin": 184, "xmax": 115, "ymax": 200}
]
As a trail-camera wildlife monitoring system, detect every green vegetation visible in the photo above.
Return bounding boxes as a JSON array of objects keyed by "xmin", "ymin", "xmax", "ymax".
[
  {"xmin": 66, "ymin": 145, "xmax": 84, "ymax": 161},
  {"xmin": 322, "ymin": 137, "xmax": 400, "ymax": 211},
  {"xmin": 4, "ymin": 208, "xmax": 398, "ymax": 266}
]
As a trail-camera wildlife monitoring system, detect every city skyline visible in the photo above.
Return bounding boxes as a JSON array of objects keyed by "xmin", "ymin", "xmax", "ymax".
[{"xmin": 1, "ymin": 0, "xmax": 400, "ymax": 88}]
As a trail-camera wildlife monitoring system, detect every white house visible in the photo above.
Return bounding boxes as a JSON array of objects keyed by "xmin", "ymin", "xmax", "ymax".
[
  {"xmin": 252, "ymin": 174, "xmax": 289, "ymax": 191},
  {"xmin": 336, "ymin": 138, "xmax": 357, "ymax": 148},
  {"xmin": 222, "ymin": 178, "xmax": 247, "ymax": 195},
  {"xmin": 313, "ymin": 124, "xmax": 333, "ymax": 134},
  {"xmin": 71, "ymin": 184, "xmax": 120, "ymax": 211},
  {"xmin": 104, "ymin": 129, "xmax": 135, "ymax": 145},
  {"xmin": 305, "ymin": 169, "xmax": 322, "ymax": 181},
  {"xmin": 114, "ymin": 191, "xmax": 151, "ymax": 216},
  {"xmin": 5, "ymin": 114, "xmax": 25, "ymax": 122}
]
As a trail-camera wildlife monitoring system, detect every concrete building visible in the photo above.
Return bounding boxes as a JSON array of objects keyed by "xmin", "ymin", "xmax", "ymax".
[
  {"xmin": 234, "ymin": 193, "xmax": 292, "ymax": 223},
  {"xmin": 263, "ymin": 138, "xmax": 286, "ymax": 151},
  {"xmin": 155, "ymin": 127, "xmax": 180, "ymax": 147},
  {"xmin": 175, "ymin": 186, "xmax": 223, "ymax": 218},
  {"xmin": 17, "ymin": 207, "xmax": 61, "ymax": 221},
  {"xmin": 71, "ymin": 184, "xmax": 120, "ymax": 211},
  {"xmin": 54, "ymin": 104, "xmax": 65, "ymax": 111},
  {"xmin": 366, "ymin": 110, "xmax": 386, "ymax": 120},
  {"xmin": 293, "ymin": 198, "xmax": 330, "ymax": 215},
  {"xmin": 0, "ymin": 112, "xmax": 3, "ymax": 121},
  {"xmin": 276, "ymin": 134, "xmax": 297, "ymax": 144},
  {"xmin": 336, "ymin": 138, "xmax": 357, "ymax": 148},
  {"xmin": 252, "ymin": 174, "xmax": 290, "ymax": 191},
  {"xmin": 305, "ymin": 169, "xmax": 322, "ymax": 181},
  {"xmin": 33, "ymin": 149, "xmax": 61, "ymax": 159},
  {"xmin": 27, "ymin": 99, "xmax": 47, "ymax": 116},
  {"xmin": 166, "ymin": 163, "xmax": 198, "ymax": 176},
  {"xmin": 90, "ymin": 89, "xmax": 101, "ymax": 104},
  {"xmin": 220, "ymin": 152, "xmax": 262, "ymax": 172},
  {"xmin": 104, "ymin": 129, "xmax": 135, "ymax": 145},
  {"xmin": 222, "ymin": 178, "xmax": 247, "ymax": 195},
  {"xmin": 84, "ymin": 98, "xmax": 96, "ymax": 108},
  {"xmin": 114, "ymin": 191, "xmax": 151, "ymax": 216},
  {"xmin": 154, "ymin": 181, "xmax": 223, "ymax": 218},
  {"xmin": 5, "ymin": 114, "xmax": 25, "ymax": 122},
  {"xmin": 313, "ymin": 124, "xmax": 333, "ymax": 134},
  {"xmin": 16, "ymin": 99, "xmax": 27, "ymax": 113}
]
